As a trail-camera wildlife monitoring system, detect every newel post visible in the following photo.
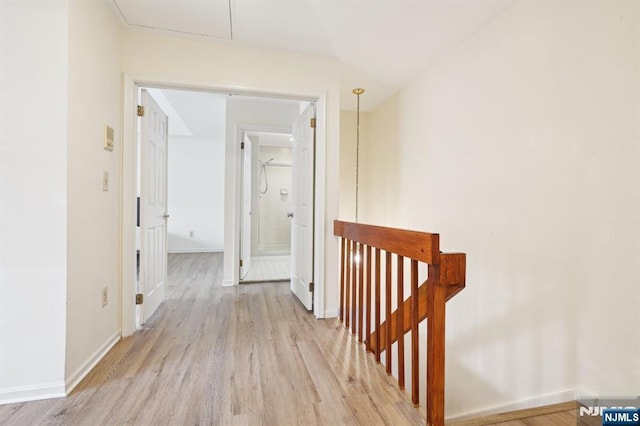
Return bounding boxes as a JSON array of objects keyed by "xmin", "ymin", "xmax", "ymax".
[{"xmin": 426, "ymin": 263, "xmax": 447, "ymax": 426}]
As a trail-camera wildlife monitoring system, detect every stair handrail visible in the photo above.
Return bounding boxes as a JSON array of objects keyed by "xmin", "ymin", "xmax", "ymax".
[{"xmin": 333, "ymin": 220, "xmax": 466, "ymax": 426}]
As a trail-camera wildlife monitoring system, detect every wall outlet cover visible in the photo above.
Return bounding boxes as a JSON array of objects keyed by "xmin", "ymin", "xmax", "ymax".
[{"xmin": 102, "ymin": 171, "xmax": 109, "ymax": 191}]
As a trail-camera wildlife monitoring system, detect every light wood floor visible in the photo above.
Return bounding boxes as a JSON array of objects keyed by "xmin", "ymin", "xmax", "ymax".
[
  {"xmin": 448, "ymin": 401, "xmax": 579, "ymax": 425},
  {"xmin": 0, "ymin": 252, "xmax": 425, "ymax": 425},
  {"xmin": 240, "ymin": 254, "xmax": 290, "ymax": 283},
  {"xmin": 0, "ymin": 253, "xmax": 580, "ymax": 425}
]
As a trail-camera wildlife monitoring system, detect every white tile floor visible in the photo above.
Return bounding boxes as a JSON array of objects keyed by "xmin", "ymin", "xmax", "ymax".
[{"xmin": 240, "ymin": 254, "xmax": 290, "ymax": 283}]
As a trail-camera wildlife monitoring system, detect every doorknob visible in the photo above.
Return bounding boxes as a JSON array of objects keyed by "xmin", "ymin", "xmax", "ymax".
[
  {"xmin": 162, "ymin": 214, "xmax": 170, "ymax": 219},
  {"xmin": 287, "ymin": 212, "xmax": 294, "ymax": 218}
]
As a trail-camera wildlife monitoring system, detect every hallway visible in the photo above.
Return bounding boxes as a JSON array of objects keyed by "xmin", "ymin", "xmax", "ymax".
[{"xmin": 0, "ymin": 253, "xmax": 424, "ymax": 425}]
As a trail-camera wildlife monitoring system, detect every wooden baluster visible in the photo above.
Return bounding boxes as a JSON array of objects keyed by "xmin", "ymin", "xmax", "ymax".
[
  {"xmin": 427, "ymin": 264, "xmax": 446, "ymax": 426},
  {"xmin": 358, "ymin": 244, "xmax": 364, "ymax": 343},
  {"xmin": 374, "ymin": 248, "xmax": 381, "ymax": 362},
  {"xmin": 339, "ymin": 238, "xmax": 346, "ymax": 322},
  {"xmin": 411, "ymin": 259, "xmax": 419, "ymax": 405},
  {"xmin": 385, "ymin": 251, "xmax": 392, "ymax": 375},
  {"xmin": 345, "ymin": 240, "xmax": 352, "ymax": 328},
  {"xmin": 397, "ymin": 255, "xmax": 405, "ymax": 390},
  {"xmin": 351, "ymin": 242, "xmax": 358, "ymax": 335},
  {"xmin": 332, "ymin": 219, "xmax": 465, "ymax": 426},
  {"xmin": 365, "ymin": 245, "xmax": 372, "ymax": 351}
]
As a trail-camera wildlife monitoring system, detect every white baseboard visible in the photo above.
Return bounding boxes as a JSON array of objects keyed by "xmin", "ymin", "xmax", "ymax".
[
  {"xmin": 167, "ymin": 249, "xmax": 223, "ymax": 254},
  {"xmin": 221, "ymin": 279, "xmax": 235, "ymax": 287},
  {"xmin": 575, "ymin": 388, "xmax": 598, "ymax": 399},
  {"xmin": 0, "ymin": 382, "xmax": 66, "ymax": 405},
  {"xmin": 324, "ymin": 309, "xmax": 339, "ymax": 318},
  {"xmin": 446, "ymin": 389, "xmax": 579, "ymax": 421},
  {"xmin": 65, "ymin": 331, "xmax": 121, "ymax": 394}
]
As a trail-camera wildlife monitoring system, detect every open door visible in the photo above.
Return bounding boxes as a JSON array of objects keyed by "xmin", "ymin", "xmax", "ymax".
[
  {"xmin": 291, "ymin": 104, "xmax": 316, "ymax": 310},
  {"xmin": 139, "ymin": 89, "xmax": 169, "ymax": 323},
  {"xmin": 240, "ymin": 133, "xmax": 252, "ymax": 279}
]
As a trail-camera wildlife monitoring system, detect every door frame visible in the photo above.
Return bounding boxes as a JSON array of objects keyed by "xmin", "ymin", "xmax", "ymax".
[
  {"xmin": 238, "ymin": 124, "xmax": 294, "ymax": 281},
  {"xmin": 120, "ymin": 74, "xmax": 328, "ymax": 336}
]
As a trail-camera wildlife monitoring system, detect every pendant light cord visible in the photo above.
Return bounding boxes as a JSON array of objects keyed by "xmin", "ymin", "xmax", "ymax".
[
  {"xmin": 355, "ymin": 92, "xmax": 360, "ymax": 223},
  {"xmin": 353, "ymin": 88, "xmax": 364, "ymax": 223}
]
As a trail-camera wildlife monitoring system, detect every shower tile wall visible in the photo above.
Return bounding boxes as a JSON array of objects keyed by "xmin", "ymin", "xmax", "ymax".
[{"xmin": 257, "ymin": 146, "xmax": 292, "ymax": 253}]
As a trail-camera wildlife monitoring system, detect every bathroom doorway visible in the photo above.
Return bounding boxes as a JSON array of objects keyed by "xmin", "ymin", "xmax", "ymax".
[{"xmin": 241, "ymin": 131, "xmax": 293, "ymax": 282}]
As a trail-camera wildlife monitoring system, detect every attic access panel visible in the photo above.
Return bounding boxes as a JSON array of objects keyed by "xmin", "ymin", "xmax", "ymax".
[{"xmin": 113, "ymin": 0, "xmax": 232, "ymax": 39}]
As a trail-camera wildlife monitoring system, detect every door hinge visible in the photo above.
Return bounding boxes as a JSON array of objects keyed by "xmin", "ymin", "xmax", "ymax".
[
  {"xmin": 241, "ymin": 142, "xmax": 245, "ymax": 149},
  {"xmin": 135, "ymin": 293, "xmax": 143, "ymax": 304},
  {"xmin": 137, "ymin": 105, "xmax": 145, "ymax": 117},
  {"xmin": 308, "ymin": 282, "xmax": 314, "ymax": 292},
  {"xmin": 310, "ymin": 118, "xmax": 316, "ymax": 128},
  {"xmin": 240, "ymin": 259, "xmax": 243, "ymax": 267}
]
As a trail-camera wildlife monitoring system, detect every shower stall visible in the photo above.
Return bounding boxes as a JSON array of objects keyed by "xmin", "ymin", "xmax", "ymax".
[{"xmin": 256, "ymin": 146, "xmax": 292, "ymax": 254}]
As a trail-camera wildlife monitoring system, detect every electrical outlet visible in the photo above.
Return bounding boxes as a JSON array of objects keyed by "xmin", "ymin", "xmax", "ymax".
[
  {"xmin": 102, "ymin": 171, "xmax": 109, "ymax": 192},
  {"xmin": 101, "ymin": 287, "xmax": 108, "ymax": 307}
]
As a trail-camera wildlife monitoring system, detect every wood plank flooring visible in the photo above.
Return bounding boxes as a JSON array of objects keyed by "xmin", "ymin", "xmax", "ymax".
[
  {"xmin": 449, "ymin": 401, "xmax": 579, "ymax": 425},
  {"xmin": 0, "ymin": 253, "xmax": 581, "ymax": 425},
  {"xmin": 240, "ymin": 254, "xmax": 290, "ymax": 283},
  {"xmin": 0, "ymin": 252, "xmax": 424, "ymax": 425}
]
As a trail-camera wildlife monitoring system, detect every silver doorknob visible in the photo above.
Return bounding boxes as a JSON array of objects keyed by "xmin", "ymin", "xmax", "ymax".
[{"xmin": 287, "ymin": 212, "xmax": 294, "ymax": 218}]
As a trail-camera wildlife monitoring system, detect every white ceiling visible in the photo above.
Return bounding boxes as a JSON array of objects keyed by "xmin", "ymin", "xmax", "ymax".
[{"xmin": 112, "ymin": 0, "xmax": 518, "ymax": 111}]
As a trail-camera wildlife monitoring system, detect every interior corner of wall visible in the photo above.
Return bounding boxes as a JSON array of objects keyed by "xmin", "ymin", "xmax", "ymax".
[{"xmin": 323, "ymin": 309, "xmax": 339, "ymax": 319}]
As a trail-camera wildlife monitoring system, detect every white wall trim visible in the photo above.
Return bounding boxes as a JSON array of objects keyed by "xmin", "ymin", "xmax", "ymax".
[
  {"xmin": 445, "ymin": 389, "xmax": 579, "ymax": 421},
  {"xmin": 575, "ymin": 388, "xmax": 598, "ymax": 399},
  {"xmin": 0, "ymin": 382, "xmax": 66, "ymax": 405},
  {"xmin": 313, "ymin": 93, "xmax": 327, "ymax": 319},
  {"xmin": 120, "ymin": 73, "xmax": 138, "ymax": 337},
  {"xmin": 65, "ymin": 331, "xmax": 121, "ymax": 394},
  {"xmin": 121, "ymin": 74, "xmax": 331, "ymax": 330},
  {"xmin": 231, "ymin": 122, "xmax": 293, "ymax": 289},
  {"xmin": 168, "ymin": 249, "xmax": 224, "ymax": 254}
]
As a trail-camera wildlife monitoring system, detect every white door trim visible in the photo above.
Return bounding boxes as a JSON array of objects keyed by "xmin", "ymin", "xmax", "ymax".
[
  {"xmin": 120, "ymin": 75, "xmax": 328, "ymax": 336},
  {"xmin": 236, "ymin": 123, "xmax": 292, "ymax": 281}
]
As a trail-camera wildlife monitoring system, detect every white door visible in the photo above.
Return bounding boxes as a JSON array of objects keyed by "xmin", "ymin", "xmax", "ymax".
[
  {"xmin": 140, "ymin": 89, "xmax": 169, "ymax": 323},
  {"xmin": 240, "ymin": 134, "xmax": 252, "ymax": 279},
  {"xmin": 291, "ymin": 104, "xmax": 316, "ymax": 310}
]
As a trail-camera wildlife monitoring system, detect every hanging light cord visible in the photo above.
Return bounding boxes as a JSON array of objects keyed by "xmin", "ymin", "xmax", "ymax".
[
  {"xmin": 356, "ymin": 93, "xmax": 360, "ymax": 223},
  {"xmin": 353, "ymin": 88, "xmax": 364, "ymax": 223}
]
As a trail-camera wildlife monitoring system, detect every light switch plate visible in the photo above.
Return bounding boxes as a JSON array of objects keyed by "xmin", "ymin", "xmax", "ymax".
[
  {"xmin": 104, "ymin": 125, "xmax": 114, "ymax": 151},
  {"xmin": 102, "ymin": 171, "xmax": 109, "ymax": 191}
]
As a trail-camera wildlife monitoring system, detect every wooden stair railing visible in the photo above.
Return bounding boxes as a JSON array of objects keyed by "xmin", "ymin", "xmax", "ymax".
[{"xmin": 334, "ymin": 220, "xmax": 466, "ymax": 426}]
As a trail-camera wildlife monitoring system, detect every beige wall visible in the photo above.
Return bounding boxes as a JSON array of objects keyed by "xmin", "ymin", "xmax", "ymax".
[
  {"xmin": 339, "ymin": 110, "xmax": 369, "ymax": 222},
  {"xmin": 1, "ymin": 0, "xmax": 123, "ymax": 402},
  {"xmin": 65, "ymin": 0, "xmax": 123, "ymax": 389},
  {"xmin": 363, "ymin": 0, "xmax": 640, "ymax": 418}
]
